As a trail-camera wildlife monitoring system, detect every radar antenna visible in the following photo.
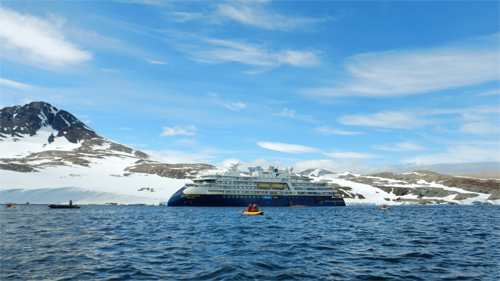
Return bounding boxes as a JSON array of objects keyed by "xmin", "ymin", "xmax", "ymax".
[{"xmin": 229, "ymin": 162, "xmax": 241, "ymax": 172}]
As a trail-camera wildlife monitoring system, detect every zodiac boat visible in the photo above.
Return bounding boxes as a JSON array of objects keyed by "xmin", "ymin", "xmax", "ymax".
[{"xmin": 48, "ymin": 204, "xmax": 80, "ymax": 209}]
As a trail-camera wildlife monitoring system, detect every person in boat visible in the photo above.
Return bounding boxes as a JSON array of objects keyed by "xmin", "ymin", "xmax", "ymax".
[
  {"xmin": 251, "ymin": 204, "xmax": 259, "ymax": 212},
  {"xmin": 7, "ymin": 204, "xmax": 12, "ymax": 208},
  {"xmin": 246, "ymin": 203, "xmax": 253, "ymax": 212},
  {"xmin": 382, "ymin": 205, "xmax": 386, "ymax": 208},
  {"xmin": 69, "ymin": 200, "xmax": 73, "ymax": 206}
]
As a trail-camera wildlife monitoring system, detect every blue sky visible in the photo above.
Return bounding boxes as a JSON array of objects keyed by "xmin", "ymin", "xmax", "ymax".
[{"xmin": 1, "ymin": 0, "xmax": 499, "ymax": 174}]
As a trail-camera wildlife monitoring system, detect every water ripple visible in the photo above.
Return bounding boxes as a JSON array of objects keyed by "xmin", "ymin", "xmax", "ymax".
[{"xmin": 1, "ymin": 205, "xmax": 499, "ymax": 280}]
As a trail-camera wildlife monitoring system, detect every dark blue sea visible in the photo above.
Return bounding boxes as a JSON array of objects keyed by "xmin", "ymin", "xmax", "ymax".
[{"xmin": 1, "ymin": 205, "xmax": 499, "ymax": 280}]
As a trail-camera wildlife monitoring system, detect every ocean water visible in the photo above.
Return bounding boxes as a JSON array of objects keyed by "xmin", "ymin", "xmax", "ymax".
[{"xmin": 1, "ymin": 205, "xmax": 499, "ymax": 280}]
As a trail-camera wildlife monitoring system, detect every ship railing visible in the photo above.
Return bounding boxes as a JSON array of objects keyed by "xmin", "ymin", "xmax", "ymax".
[{"xmin": 210, "ymin": 190, "xmax": 338, "ymax": 196}]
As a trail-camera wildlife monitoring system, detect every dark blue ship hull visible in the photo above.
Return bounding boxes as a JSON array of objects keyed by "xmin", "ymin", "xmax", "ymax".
[{"xmin": 167, "ymin": 187, "xmax": 345, "ymax": 207}]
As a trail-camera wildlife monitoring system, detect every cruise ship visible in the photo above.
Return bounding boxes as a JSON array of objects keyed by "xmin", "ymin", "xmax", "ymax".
[{"xmin": 167, "ymin": 163, "xmax": 345, "ymax": 207}]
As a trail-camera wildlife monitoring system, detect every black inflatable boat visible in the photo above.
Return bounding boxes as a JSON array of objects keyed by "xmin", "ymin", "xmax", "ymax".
[{"xmin": 48, "ymin": 204, "xmax": 80, "ymax": 209}]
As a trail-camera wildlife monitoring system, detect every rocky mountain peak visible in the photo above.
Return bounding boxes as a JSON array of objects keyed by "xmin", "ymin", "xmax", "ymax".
[{"xmin": 0, "ymin": 101, "xmax": 100, "ymax": 143}]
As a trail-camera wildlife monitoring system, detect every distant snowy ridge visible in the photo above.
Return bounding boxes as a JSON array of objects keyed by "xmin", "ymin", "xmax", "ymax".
[
  {"xmin": 318, "ymin": 170, "xmax": 500, "ymax": 205},
  {"xmin": 300, "ymin": 168, "xmax": 336, "ymax": 177}
]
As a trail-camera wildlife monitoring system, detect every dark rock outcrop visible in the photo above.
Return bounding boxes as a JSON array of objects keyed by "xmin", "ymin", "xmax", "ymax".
[
  {"xmin": 125, "ymin": 161, "xmax": 216, "ymax": 179},
  {"xmin": 0, "ymin": 101, "xmax": 100, "ymax": 143}
]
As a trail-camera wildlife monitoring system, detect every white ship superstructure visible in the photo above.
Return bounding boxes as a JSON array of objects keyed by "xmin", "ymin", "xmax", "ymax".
[
  {"xmin": 186, "ymin": 163, "xmax": 341, "ymax": 197},
  {"xmin": 168, "ymin": 163, "xmax": 346, "ymax": 207}
]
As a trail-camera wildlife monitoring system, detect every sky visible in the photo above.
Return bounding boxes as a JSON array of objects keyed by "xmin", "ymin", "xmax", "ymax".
[{"xmin": 1, "ymin": 0, "xmax": 499, "ymax": 175}]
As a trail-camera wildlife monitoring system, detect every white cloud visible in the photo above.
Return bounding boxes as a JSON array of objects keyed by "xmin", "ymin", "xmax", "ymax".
[
  {"xmin": 476, "ymin": 89, "xmax": 500, "ymax": 96},
  {"xmin": 403, "ymin": 145, "xmax": 500, "ymax": 165},
  {"xmin": 160, "ymin": 125, "xmax": 197, "ymax": 137},
  {"xmin": 316, "ymin": 125, "xmax": 363, "ymax": 135},
  {"xmin": 101, "ymin": 69, "xmax": 120, "ymax": 74},
  {"xmin": 276, "ymin": 51, "xmax": 321, "ymax": 66},
  {"xmin": 292, "ymin": 159, "xmax": 340, "ymax": 173},
  {"xmin": 459, "ymin": 122, "xmax": 500, "ymax": 135},
  {"xmin": 322, "ymin": 151, "xmax": 377, "ymax": 159},
  {"xmin": 256, "ymin": 141, "xmax": 377, "ymax": 159},
  {"xmin": 183, "ymin": 37, "xmax": 320, "ymax": 67},
  {"xmin": 145, "ymin": 58, "xmax": 168, "ymax": 65},
  {"xmin": 304, "ymin": 35, "xmax": 499, "ymax": 97},
  {"xmin": 175, "ymin": 139, "xmax": 198, "ymax": 146},
  {"xmin": 217, "ymin": 4, "xmax": 327, "ymax": 31},
  {"xmin": 338, "ymin": 106, "xmax": 500, "ymax": 131},
  {"xmin": 167, "ymin": 12, "xmax": 203, "ymax": 22},
  {"xmin": 222, "ymin": 102, "xmax": 247, "ymax": 111},
  {"xmin": 373, "ymin": 141, "xmax": 426, "ymax": 152},
  {"xmin": 278, "ymin": 108, "xmax": 296, "ymax": 118},
  {"xmin": 277, "ymin": 108, "xmax": 315, "ymax": 123},
  {"xmin": 0, "ymin": 7, "xmax": 92, "ymax": 68},
  {"xmin": 339, "ymin": 111, "xmax": 430, "ymax": 129},
  {"xmin": 0, "ymin": 78, "xmax": 31, "ymax": 90},
  {"xmin": 257, "ymin": 141, "xmax": 319, "ymax": 154}
]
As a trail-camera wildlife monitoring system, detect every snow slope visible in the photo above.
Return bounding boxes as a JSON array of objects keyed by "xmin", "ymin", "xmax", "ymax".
[
  {"xmin": 0, "ymin": 154, "xmax": 186, "ymax": 205},
  {"xmin": 318, "ymin": 174, "xmax": 499, "ymax": 206}
]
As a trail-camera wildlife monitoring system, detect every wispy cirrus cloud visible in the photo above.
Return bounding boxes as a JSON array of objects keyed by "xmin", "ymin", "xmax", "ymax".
[
  {"xmin": 145, "ymin": 58, "xmax": 168, "ymax": 65},
  {"xmin": 373, "ymin": 141, "xmax": 426, "ymax": 152},
  {"xmin": 179, "ymin": 37, "xmax": 320, "ymax": 68},
  {"xmin": 321, "ymin": 151, "xmax": 378, "ymax": 159},
  {"xmin": 0, "ymin": 78, "xmax": 31, "ymax": 90},
  {"xmin": 207, "ymin": 93, "xmax": 247, "ymax": 111},
  {"xmin": 216, "ymin": 3, "xmax": 330, "ymax": 31},
  {"xmin": 339, "ymin": 105, "xmax": 500, "ymax": 130},
  {"xmin": 459, "ymin": 122, "xmax": 500, "ymax": 135},
  {"xmin": 476, "ymin": 89, "xmax": 500, "ymax": 96},
  {"xmin": 277, "ymin": 108, "xmax": 316, "ymax": 123},
  {"xmin": 257, "ymin": 141, "xmax": 378, "ymax": 160},
  {"xmin": 0, "ymin": 7, "xmax": 92, "ymax": 68},
  {"xmin": 304, "ymin": 34, "xmax": 499, "ymax": 97},
  {"xmin": 257, "ymin": 141, "xmax": 319, "ymax": 154},
  {"xmin": 403, "ymin": 144, "xmax": 500, "ymax": 165},
  {"xmin": 166, "ymin": 11, "xmax": 203, "ymax": 22},
  {"xmin": 316, "ymin": 125, "xmax": 363, "ymax": 135},
  {"xmin": 339, "ymin": 111, "xmax": 431, "ymax": 129},
  {"xmin": 222, "ymin": 102, "xmax": 247, "ymax": 111},
  {"xmin": 160, "ymin": 125, "xmax": 197, "ymax": 137}
]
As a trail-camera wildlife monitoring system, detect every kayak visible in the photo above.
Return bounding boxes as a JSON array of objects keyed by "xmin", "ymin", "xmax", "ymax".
[
  {"xmin": 381, "ymin": 207, "xmax": 390, "ymax": 210},
  {"xmin": 7, "ymin": 206, "xmax": 16, "ymax": 209},
  {"xmin": 244, "ymin": 211, "xmax": 264, "ymax": 215},
  {"xmin": 49, "ymin": 204, "xmax": 80, "ymax": 209}
]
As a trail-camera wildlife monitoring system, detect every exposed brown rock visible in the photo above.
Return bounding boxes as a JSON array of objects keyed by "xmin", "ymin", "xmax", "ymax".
[{"xmin": 124, "ymin": 162, "xmax": 216, "ymax": 179}]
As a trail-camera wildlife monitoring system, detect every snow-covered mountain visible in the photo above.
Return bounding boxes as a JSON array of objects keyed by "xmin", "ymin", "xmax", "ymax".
[
  {"xmin": 300, "ymin": 168, "xmax": 336, "ymax": 177},
  {"xmin": 1, "ymin": 102, "xmax": 498, "ymax": 206},
  {"xmin": 314, "ymin": 170, "xmax": 500, "ymax": 205},
  {"xmin": 0, "ymin": 102, "xmax": 217, "ymax": 205}
]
